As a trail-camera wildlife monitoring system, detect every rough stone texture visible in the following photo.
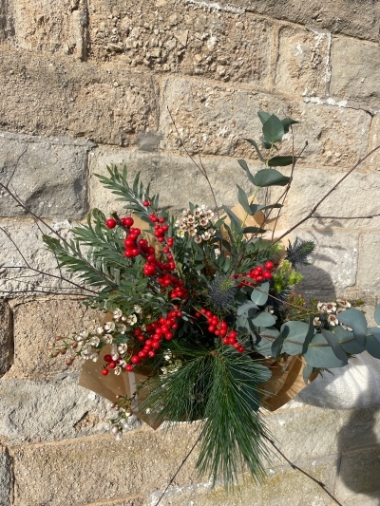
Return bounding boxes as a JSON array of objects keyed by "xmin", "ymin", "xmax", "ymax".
[
  {"xmin": 0, "ymin": 131, "xmax": 93, "ymax": 218},
  {"xmin": 330, "ymin": 38, "xmax": 380, "ymax": 110},
  {"xmin": 0, "ymin": 373, "xmax": 115, "ymax": 445},
  {"xmin": 357, "ymin": 234, "xmax": 380, "ymax": 291},
  {"xmin": 281, "ymin": 167, "xmax": 380, "ymax": 231},
  {"xmin": 0, "ymin": 444, "xmax": 11, "ymax": 506},
  {"xmin": 366, "ymin": 113, "xmax": 380, "ymax": 170},
  {"xmin": 0, "ymin": 300, "xmax": 12, "ymax": 376},
  {"xmin": 149, "ymin": 456, "xmax": 338, "ymax": 506},
  {"xmin": 88, "ymin": 0, "xmax": 274, "ymax": 87},
  {"xmin": 0, "ymin": 48, "xmax": 159, "ymax": 146},
  {"xmin": 5, "ymin": 0, "xmax": 88, "ymax": 59},
  {"xmin": 339, "ymin": 407, "xmax": 380, "ymax": 453},
  {"xmin": 89, "ymin": 148, "xmax": 256, "ymax": 214},
  {"xmin": 7, "ymin": 298, "xmax": 102, "ymax": 378},
  {"xmin": 335, "ymin": 445, "xmax": 380, "ymax": 504},
  {"xmin": 241, "ymin": 0, "xmax": 380, "ymax": 42},
  {"xmin": 83, "ymin": 500, "xmax": 144, "ymax": 506},
  {"xmin": 11, "ymin": 428, "xmax": 200, "ymax": 506},
  {"xmin": 275, "ymin": 25, "xmax": 330, "ymax": 97},
  {"xmin": 292, "ymin": 230, "xmax": 359, "ymax": 294},
  {"xmin": 160, "ymin": 77, "xmax": 371, "ymax": 168},
  {"xmin": 0, "ymin": 219, "xmax": 78, "ymax": 294}
]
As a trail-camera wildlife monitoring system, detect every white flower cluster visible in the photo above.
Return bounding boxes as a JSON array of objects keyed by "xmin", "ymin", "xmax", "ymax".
[
  {"xmin": 107, "ymin": 409, "xmax": 137, "ymax": 441},
  {"xmin": 175, "ymin": 205, "xmax": 216, "ymax": 243},
  {"xmin": 313, "ymin": 299, "xmax": 352, "ymax": 328},
  {"xmin": 74, "ymin": 307, "xmax": 142, "ymax": 363},
  {"xmin": 160, "ymin": 349, "xmax": 182, "ymax": 375}
]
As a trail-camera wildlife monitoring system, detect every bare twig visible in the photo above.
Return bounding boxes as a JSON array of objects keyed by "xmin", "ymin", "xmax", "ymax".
[
  {"xmin": 264, "ymin": 436, "xmax": 343, "ymax": 506},
  {"xmin": 274, "ymin": 144, "xmax": 380, "ymax": 244},
  {"xmin": 4, "ymin": 147, "xmax": 27, "ymax": 187},
  {"xmin": 153, "ymin": 430, "xmax": 202, "ymax": 506},
  {"xmin": 312, "ymin": 213, "xmax": 380, "ymax": 220},
  {"xmin": 167, "ymin": 106, "xmax": 220, "ymax": 217}
]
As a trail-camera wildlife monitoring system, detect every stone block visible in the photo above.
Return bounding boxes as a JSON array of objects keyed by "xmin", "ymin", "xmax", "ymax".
[
  {"xmin": 0, "ymin": 131, "xmax": 92, "ymax": 219},
  {"xmin": 82, "ymin": 500, "xmax": 143, "ymax": 506},
  {"xmin": 265, "ymin": 406, "xmax": 342, "ymax": 465},
  {"xmin": 0, "ymin": 445, "xmax": 11, "ymax": 506},
  {"xmin": 282, "ymin": 167, "xmax": 380, "ymax": 231},
  {"xmin": 335, "ymin": 445, "xmax": 380, "ymax": 504},
  {"xmin": 88, "ymin": 148, "xmax": 257, "ymax": 214},
  {"xmin": 0, "ymin": 300, "xmax": 12, "ymax": 376},
  {"xmin": 366, "ymin": 114, "xmax": 380, "ymax": 170},
  {"xmin": 149, "ymin": 455, "xmax": 338, "ymax": 506},
  {"xmin": 357, "ymin": 234, "xmax": 380, "ymax": 291},
  {"xmin": 339, "ymin": 407, "xmax": 380, "ymax": 453},
  {"xmin": 160, "ymin": 77, "xmax": 371, "ymax": 169},
  {"xmin": 7, "ymin": 298, "xmax": 102, "ymax": 378},
  {"xmin": 6, "ymin": 0, "xmax": 88, "ymax": 59},
  {"xmin": 0, "ymin": 48, "xmax": 159, "ymax": 146},
  {"xmin": 330, "ymin": 38, "xmax": 380, "ymax": 110},
  {"xmin": 0, "ymin": 373, "xmax": 115, "ymax": 445},
  {"xmin": 0, "ymin": 219, "xmax": 80, "ymax": 295},
  {"xmin": 11, "ymin": 426, "xmax": 201, "ymax": 506},
  {"xmin": 89, "ymin": 0, "xmax": 274, "ymax": 87},
  {"xmin": 241, "ymin": 0, "xmax": 380, "ymax": 42},
  {"xmin": 290, "ymin": 230, "xmax": 359, "ymax": 294},
  {"xmin": 275, "ymin": 25, "xmax": 330, "ymax": 97}
]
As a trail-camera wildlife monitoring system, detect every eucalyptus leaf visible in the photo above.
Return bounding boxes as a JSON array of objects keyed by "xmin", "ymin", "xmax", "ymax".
[
  {"xmin": 302, "ymin": 316, "xmax": 316, "ymax": 354},
  {"xmin": 335, "ymin": 326, "xmax": 365, "ymax": 354},
  {"xmin": 364, "ymin": 334, "xmax": 380, "ymax": 359},
  {"xmin": 249, "ymin": 203, "xmax": 283, "ymax": 214},
  {"xmin": 262, "ymin": 115, "xmax": 285, "ymax": 144},
  {"xmin": 222, "ymin": 205, "xmax": 242, "ymax": 230},
  {"xmin": 271, "ymin": 325, "xmax": 289, "ymax": 358},
  {"xmin": 253, "ymin": 169, "xmax": 290, "ymax": 188},
  {"xmin": 337, "ymin": 309, "xmax": 367, "ymax": 346},
  {"xmin": 321, "ymin": 329, "xmax": 349, "ymax": 364},
  {"xmin": 282, "ymin": 117, "xmax": 299, "ymax": 133},
  {"xmin": 257, "ymin": 111, "xmax": 271, "ymax": 125},
  {"xmin": 243, "ymin": 140, "xmax": 265, "ymax": 162},
  {"xmin": 302, "ymin": 363, "xmax": 314, "ymax": 384},
  {"xmin": 242, "ymin": 226, "xmax": 266, "ymax": 234},
  {"xmin": 267, "ymin": 156, "xmax": 295, "ymax": 167},
  {"xmin": 250, "ymin": 282, "xmax": 269, "ymax": 305},
  {"xmin": 237, "ymin": 301, "xmax": 259, "ymax": 316},
  {"xmin": 237, "ymin": 185, "xmax": 253, "ymax": 215},
  {"xmin": 304, "ymin": 334, "xmax": 348, "ymax": 369},
  {"xmin": 251, "ymin": 311, "xmax": 276, "ymax": 328},
  {"xmin": 374, "ymin": 305, "xmax": 380, "ymax": 326},
  {"xmin": 252, "ymin": 336, "xmax": 273, "ymax": 356},
  {"xmin": 238, "ymin": 159, "xmax": 256, "ymax": 184},
  {"xmin": 282, "ymin": 321, "xmax": 309, "ymax": 355}
]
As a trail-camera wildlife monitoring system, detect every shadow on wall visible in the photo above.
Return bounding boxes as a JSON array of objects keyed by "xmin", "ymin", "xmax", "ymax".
[{"xmin": 295, "ymin": 263, "xmax": 380, "ymax": 503}]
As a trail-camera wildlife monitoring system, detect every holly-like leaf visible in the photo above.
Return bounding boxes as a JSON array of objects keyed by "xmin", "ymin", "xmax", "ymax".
[
  {"xmin": 253, "ymin": 169, "xmax": 290, "ymax": 187},
  {"xmin": 262, "ymin": 115, "xmax": 285, "ymax": 144}
]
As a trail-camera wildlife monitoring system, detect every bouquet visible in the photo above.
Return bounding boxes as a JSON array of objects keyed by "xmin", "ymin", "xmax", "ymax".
[{"xmin": 44, "ymin": 111, "xmax": 380, "ymax": 490}]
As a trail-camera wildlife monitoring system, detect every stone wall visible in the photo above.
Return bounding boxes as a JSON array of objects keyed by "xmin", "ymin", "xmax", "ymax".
[{"xmin": 1, "ymin": 0, "xmax": 380, "ymax": 504}]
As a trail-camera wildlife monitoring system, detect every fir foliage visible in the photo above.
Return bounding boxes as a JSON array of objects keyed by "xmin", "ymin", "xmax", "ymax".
[{"xmin": 286, "ymin": 239, "xmax": 315, "ymax": 267}]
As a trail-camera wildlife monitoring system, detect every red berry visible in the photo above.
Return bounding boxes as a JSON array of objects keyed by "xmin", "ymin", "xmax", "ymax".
[
  {"xmin": 125, "ymin": 364, "xmax": 133, "ymax": 372},
  {"xmin": 109, "ymin": 361, "xmax": 117, "ymax": 369},
  {"xmin": 263, "ymin": 271, "xmax": 272, "ymax": 280},
  {"xmin": 122, "ymin": 217, "xmax": 134, "ymax": 227},
  {"xmin": 101, "ymin": 368, "xmax": 109, "ymax": 376},
  {"xmin": 143, "ymin": 200, "xmax": 150, "ymax": 207},
  {"xmin": 105, "ymin": 218, "xmax": 117, "ymax": 229},
  {"xmin": 158, "ymin": 217, "xmax": 165, "ymax": 223},
  {"xmin": 131, "ymin": 356, "xmax": 140, "ymax": 364},
  {"xmin": 104, "ymin": 354, "xmax": 112, "ymax": 362},
  {"xmin": 264, "ymin": 261, "xmax": 274, "ymax": 270}
]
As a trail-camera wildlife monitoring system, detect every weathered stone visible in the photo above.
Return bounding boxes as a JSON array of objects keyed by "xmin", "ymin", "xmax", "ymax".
[
  {"xmin": 0, "ymin": 48, "xmax": 159, "ymax": 146},
  {"xmin": 149, "ymin": 455, "xmax": 338, "ymax": 506},
  {"xmin": 335, "ymin": 445, "xmax": 380, "ymax": 504},
  {"xmin": 366, "ymin": 113, "xmax": 380, "ymax": 170},
  {"xmin": 89, "ymin": 148, "xmax": 257, "ymax": 214},
  {"xmin": 5, "ymin": 0, "xmax": 88, "ymax": 59},
  {"xmin": 89, "ymin": 0, "xmax": 274, "ymax": 87},
  {"xmin": 0, "ymin": 373, "xmax": 117, "ymax": 445},
  {"xmin": 275, "ymin": 25, "xmax": 330, "ymax": 97},
  {"xmin": 11, "ymin": 426, "xmax": 201, "ymax": 506},
  {"xmin": 0, "ymin": 219, "xmax": 78, "ymax": 294},
  {"xmin": 330, "ymin": 38, "xmax": 380, "ymax": 110},
  {"xmin": 281, "ymin": 167, "xmax": 380, "ymax": 231},
  {"xmin": 0, "ymin": 444, "xmax": 11, "ymax": 506},
  {"xmin": 0, "ymin": 131, "xmax": 92, "ymax": 218},
  {"xmin": 265, "ymin": 406, "xmax": 342, "ymax": 465},
  {"xmin": 290, "ymin": 230, "xmax": 359, "ymax": 294},
  {"xmin": 7, "ymin": 298, "xmax": 102, "ymax": 378},
  {"xmin": 160, "ymin": 77, "xmax": 371, "ymax": 168},
  {"xmin": 339, "ymin": 407, "xmax": 380, "ymax": 453},
  {"xmin": 232, "ymin": 0, "xmax": 380, "ymax": 42},
  {"xmin": 0, "ymin": 300, "xmax": 12, "ymax": 376},
  {"xmin": 357, "ymin": 234, "xmax": 380, "ymax": 291},
  {"xmin": 82, "ymin": 499, "xmax": 144, "ymax": 506}
]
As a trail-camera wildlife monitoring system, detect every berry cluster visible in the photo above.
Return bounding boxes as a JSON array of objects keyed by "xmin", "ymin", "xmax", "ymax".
[
  {"xmin": 234, "ymin": 260, "xmax": 274, "ymax": 288},
  {"xmin": 102, "ymin": 354, "xmax": 121, "ymax": 375},
  {"xmin": 197, "ymin": 309, "xmax": 245, "ymax": 353},
  {"xmin": 126, "ymin": 310, "xmax": 182, "ymax": 369}
]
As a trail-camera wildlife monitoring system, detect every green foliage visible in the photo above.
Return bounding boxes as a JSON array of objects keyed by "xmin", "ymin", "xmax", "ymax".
[{"xmin": 286, "ymin": 239, "xmax": 315, "ymax": 267}]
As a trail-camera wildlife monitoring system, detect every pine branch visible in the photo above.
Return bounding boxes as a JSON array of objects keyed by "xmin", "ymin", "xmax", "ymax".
[{"xmin": 286, "ymin": 239, "xmax": 315, "ymax": 267}]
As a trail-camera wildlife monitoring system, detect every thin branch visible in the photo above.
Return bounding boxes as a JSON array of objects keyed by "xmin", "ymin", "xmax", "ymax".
[
  {"xmin": 264, "ymin": 436, "xmax": 343, "ymax": 506},
  {"xmin": 153, "ymin": 430, "xmax": 203, "ymax": 506},
  {"xmin": 167, "ymin": 106, "xmax": 220, "ymax": 217},
  {"xmin": 4, "ymin": 147, "xmax": 27, "ymax": 187},
  {"xmin": 274, "ymin": 144, "xmax": 380, "ymax": 244},
  {"xmin": 312, "ymin": 213, "xmax": 380, "ymax": 220}
]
